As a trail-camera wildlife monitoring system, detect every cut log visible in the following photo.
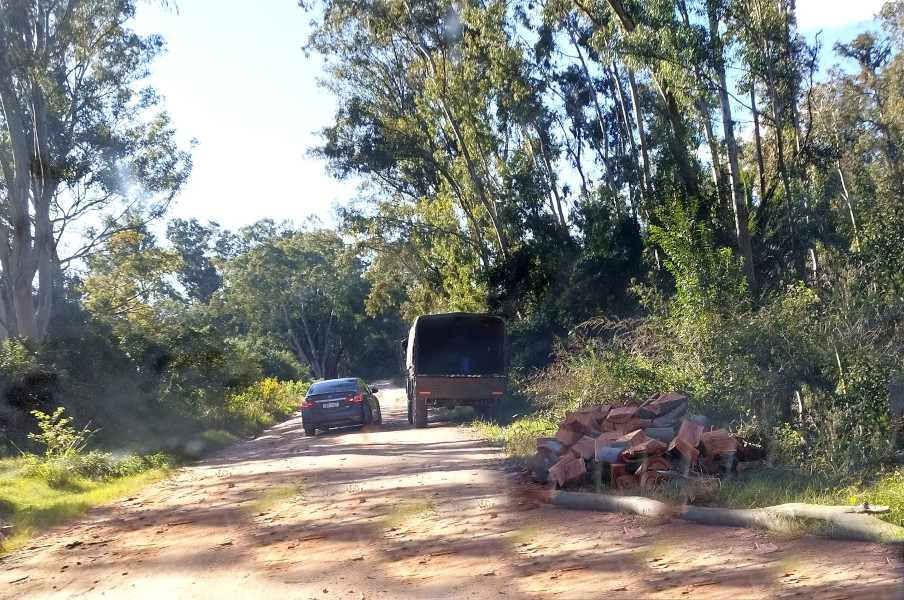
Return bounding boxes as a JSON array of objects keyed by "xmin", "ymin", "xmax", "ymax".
[
  {"xmin": 628, "ymin": 435, "xmax": 668, "ymax": 455},
  {"xmin": 622, "ymin": 418, "xmax": 655, "ymax": 432},
  {"xmin": 555, "ymin": 425, "xmax": 584, "ymax": 448},
  {"xmin": 596, "ymin": 446, "xmax": 623, "ymax": 464},
  {"xmin": 571, "ymin": 435, "xmax": 597, "ymax": 461},
  {"xmin": 640, "ymin": 470, "xmax": 664, "ymax": 491},
  {"xmin": 594, "ymin": 430, "xmax": 625, "ymax": 450},
  {"xmin": 547, "ymin": 454, "xmax": 586, "ymax": 488},
  {"xmin": 607, "ymin": 405, "xmax": 637, "ymax": 424},
  {"xmin": 543, "ymin": 493, "xmax": 904, "ymax": 543},
  {"xmin": 645, "ymin": 427, "xmax": 677, "ymax": 443},
  {"xmin": 670, "ymin": 436, "xmax": 700, "ymax": 464},
  {"xmin": 670, "ymin": 419, "xmax": 704, "ymax": 449},
  {"xmin": 615, "ymin": 474, "xmax": 640, "ymax": 489},
  {"xmin": 700, "ymin": 429, "xmax": 738, "ymax": 456},
  {"xmin": 575, "ymin": 404, "xmax": 611, "ymax": 425},
  {"xmin": 543, "ymin": 439, "xmax": 566, "ymax": 454},
  {"xmin": 530, "ymin": 448, "xmax": 557, "ymax": 484},
  {"xmin": 564, "ymin": 411, "xmax": 602, "ymax": 435},
  {"xmin": 608, "ymin": 462, "xmax": 627, "ymax": 482},
  {"xmin": 612, "ymin": 429, "xmax": 645, "ymax": 449},
  {"xmin": 652, "ymin": 402, "xmax": 688, "ymax": 427},
  {"xmin": 636, "ymin": 454, "xmax": 672, "ymax": 477}
]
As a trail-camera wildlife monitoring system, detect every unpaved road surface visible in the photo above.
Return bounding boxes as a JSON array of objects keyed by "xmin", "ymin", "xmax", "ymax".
[{"xmin": 4, "ymin": 385, "xmax": 903, "ymax": 599}]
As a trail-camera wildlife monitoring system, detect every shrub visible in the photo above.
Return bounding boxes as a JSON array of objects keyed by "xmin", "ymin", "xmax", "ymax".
[
  {"xmin": 27, "ymin": 408, "xmax": 93, "ymax": 457},
  {"xmin": 23, "ymin": 450, "xmax": 178, "ymax": 488},
  {"xmin": 221, "ymin": 378, "xmax": 310, "ymax": 436}
]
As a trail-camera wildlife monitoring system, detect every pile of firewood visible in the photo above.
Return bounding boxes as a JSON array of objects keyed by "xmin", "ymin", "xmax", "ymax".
[{"xmin": 529, "ymin": 392, "xmax": 763, "ymax": 490}]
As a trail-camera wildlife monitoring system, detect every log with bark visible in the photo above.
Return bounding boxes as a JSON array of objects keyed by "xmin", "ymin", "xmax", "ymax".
[{"xmin": 541, "ymin": 490, "xmax": 904, "ymax": 543}]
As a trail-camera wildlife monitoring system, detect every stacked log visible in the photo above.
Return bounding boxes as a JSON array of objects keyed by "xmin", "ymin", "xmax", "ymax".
[{"xmin": 529, "ymin": 392, "xmax": 760, "ymax": 490}]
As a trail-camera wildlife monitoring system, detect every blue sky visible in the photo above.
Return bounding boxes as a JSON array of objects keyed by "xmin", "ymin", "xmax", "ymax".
[
  {"xmin": 133, "ymin": 0, "xmax": 355, "ymax": 233},
  {"xmin": 132, "ymin": 0, "xmax": 890, "ymax": 235}
]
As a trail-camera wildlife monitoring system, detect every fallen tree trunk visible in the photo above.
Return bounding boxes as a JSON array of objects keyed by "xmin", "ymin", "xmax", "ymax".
[{"xmin": 546, "ymin": 491, "xmax": 904, "ymax": 543}]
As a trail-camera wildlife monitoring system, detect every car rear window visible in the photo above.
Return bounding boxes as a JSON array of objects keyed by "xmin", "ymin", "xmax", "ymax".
[{"xmin": 307, "ymin": 379, "xmax": 358, "ymax": 395}]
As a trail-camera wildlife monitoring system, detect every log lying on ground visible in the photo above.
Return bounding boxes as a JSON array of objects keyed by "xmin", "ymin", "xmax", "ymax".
[{"xmin": 545, "ymin": 490, "xmax": 904, "ymax": 543}]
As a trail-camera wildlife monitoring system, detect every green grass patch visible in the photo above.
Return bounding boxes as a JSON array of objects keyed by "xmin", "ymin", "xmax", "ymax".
[
  {"xmin": 0, "ymin": 455, "xmax": 174, "ymax": 554},
  {"xmin": 377, "ymin": 499, "xmax": 435, "ymax": 529},
  {"xmin": 473, "ymin": 415, "xmax": 558, "ymax": 458},
  {"xmin": 243, "ymin": 484, "xmax": 306, "ymax": 515},
  {"xmin": 835, "ymin": 468, "xmax": 904, "ymax": 527},
  {"xmin": 472, "ymin": 412, "xmax": 904, "ymax": 533}
]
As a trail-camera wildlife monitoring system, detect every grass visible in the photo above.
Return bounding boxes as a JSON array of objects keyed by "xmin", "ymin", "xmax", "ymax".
[
  {"xmin": 377, "ymin": 499, "xmax": 435, "ymax": 529},
  {"xmin": 243, "ymin": 484, "xmax": 306, "ymax": 515},
  {"xmin": 473, "ymin": 414, "xmax": 904, "ymax": 531},
  {"xmin": 0, "ymin": 455, "xmax": 173, "ymax": 554}
]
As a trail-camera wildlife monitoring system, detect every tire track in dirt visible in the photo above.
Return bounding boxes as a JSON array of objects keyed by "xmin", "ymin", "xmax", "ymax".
[{"xmin": 3, "ymin": 385, "xmax": 902, "ymax": 599}]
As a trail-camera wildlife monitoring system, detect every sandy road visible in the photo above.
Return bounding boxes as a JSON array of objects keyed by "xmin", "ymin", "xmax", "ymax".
[{"xmin": 3, "ymin": 385, "xmax": 903, "ymax": 599}]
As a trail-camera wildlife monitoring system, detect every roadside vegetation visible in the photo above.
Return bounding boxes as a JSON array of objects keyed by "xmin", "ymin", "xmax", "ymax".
[{"xmin": 3, "ymin": 0, "xmax": 904, "ymax": 554}]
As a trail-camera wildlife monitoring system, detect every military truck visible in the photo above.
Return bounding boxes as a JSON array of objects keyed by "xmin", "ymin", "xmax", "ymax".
[{"xmin": 405, "ymin": 312, "xmax": 507, "ymax": 428}]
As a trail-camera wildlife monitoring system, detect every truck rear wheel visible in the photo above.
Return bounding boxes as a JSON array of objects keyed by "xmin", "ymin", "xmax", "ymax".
[
  {"xmin": 487, "ymin": 398, "xmax": 501, "ymax": 422},
  {"xmin": 414, "ymin": 396, "xmax": 428, "ymax": 428}
]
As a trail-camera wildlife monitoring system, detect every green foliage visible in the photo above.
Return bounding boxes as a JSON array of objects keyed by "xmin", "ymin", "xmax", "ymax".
[
  {"xmin": 27, "ymin": 408, "xmax": 93, "ymax": 458},
  {"xmin": 0, "ymin": 454, "xmax": 175, "ymax": 554},
  {"xmin": 0, "ymin": 0, "xmax": 192, "ymax": 346},
  {"xmin": 0, "ymin": 339, "xmax": 36, "ymax": 376},
  {"xmin": 218, "ymin": 378, "xmax": 310, "ymax": 437},
  {"xmin": 22, "ymin": 451, "xmax": 176, "ymax": 490},
  {"xmin": 475, "ymin": 415, "xmax": 559, "ymax": 458}
]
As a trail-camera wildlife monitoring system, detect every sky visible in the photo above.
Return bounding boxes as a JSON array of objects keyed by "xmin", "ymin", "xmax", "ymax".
[{"xmin": 131, "ymin": 0, "xmax": 891, "ymax": 235}]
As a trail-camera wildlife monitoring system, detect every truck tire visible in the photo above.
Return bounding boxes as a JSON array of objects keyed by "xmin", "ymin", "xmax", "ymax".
[
  {"xmin": 487, "ymin": 398, "xmax": 501, "ymax": 423},
  {"xmin": 407, "ymin": 398, "xmax": 414, "ymax": 424},
  {"xmin": 414, "ymin": 396, "xmax": 428, "ymax": 428}
]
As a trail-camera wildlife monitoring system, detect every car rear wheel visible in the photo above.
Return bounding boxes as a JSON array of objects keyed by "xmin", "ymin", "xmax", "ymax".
[
  {"xmin": 304, "ymin": 427, "xmax": 315, "ymax": 436},
  {"xmin": 414, "ymin": 396, "xmax": 428, "ymax": 428},
  {"xmin": 363, "ymin": 405, "xmax": 374, "ymax": 425}
]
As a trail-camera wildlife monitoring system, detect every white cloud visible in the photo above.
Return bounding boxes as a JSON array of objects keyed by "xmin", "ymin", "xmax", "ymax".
[{"xmin": 796, "ymin": 0, "xmax": 888, "ymax": 31}]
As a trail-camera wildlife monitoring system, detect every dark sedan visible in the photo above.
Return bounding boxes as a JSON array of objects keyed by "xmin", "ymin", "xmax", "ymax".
[{"xmin": 301, "ymin": 378, "xmax": 382, "ymax": 436}]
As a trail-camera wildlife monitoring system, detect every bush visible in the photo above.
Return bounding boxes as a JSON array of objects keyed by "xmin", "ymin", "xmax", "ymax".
[
  {"xmin": 220, "ymin": 378, "xmax": 310, "ymax": 436},
  {"xmin": 22, "ymin": 450, "xmax": 177, "ymax": 489},
  {"xmin": 27, "ymin": 407, "xmax": 93, "ymax": 457}
]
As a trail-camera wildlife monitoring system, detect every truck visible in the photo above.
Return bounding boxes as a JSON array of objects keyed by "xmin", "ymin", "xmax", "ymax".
[{"xmin": 405, "ymin": 312, "xmax": 507, "ymax": 428}]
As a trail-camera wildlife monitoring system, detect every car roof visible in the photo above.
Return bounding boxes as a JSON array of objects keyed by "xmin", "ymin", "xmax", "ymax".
[{"xmin": 307, "ymin": 378, "xmax": 359, "ymax": 394}]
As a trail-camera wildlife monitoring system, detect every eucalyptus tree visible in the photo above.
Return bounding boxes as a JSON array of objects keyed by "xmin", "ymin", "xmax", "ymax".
[
  {"xmin": 307, "ymin": 0, "xmax": 566, "ymax": 316},
  {"xmin": 728, "ymin": 0, "xmax": 815, "ymax": 279},
  {"xmin": 0, "ymin": 0, "xmax": 191, "ymax": 346},
  {"xmin": 217, "ymin": 227, "xmax": 382, "ymax": 380}
]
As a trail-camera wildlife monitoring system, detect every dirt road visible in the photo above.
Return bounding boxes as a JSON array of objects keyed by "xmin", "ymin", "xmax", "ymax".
[{"xmin": 3, "ymin": 385, "xmax": 903, "ymax": 599}]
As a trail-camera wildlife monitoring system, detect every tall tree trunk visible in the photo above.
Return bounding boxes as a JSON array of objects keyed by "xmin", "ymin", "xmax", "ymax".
[
  {"xmin": 610, "ymin": 62, "xmax": 644, "ymax": 219},
  {"xmin": 567, "ymin": 23, "xmax": 619, "ymax": 209},
  {"xmin": 626, "ymin": 67, "xmax": 653, "ymax": 210},
  {"xmin": 750, "ymin": 86, "xmax": 767, "ymax": 203},
  {"xmin": 836, "ymin": 161, "xmax": 861, "ymax": 252},
  {"xmin": 707, "ymin": 0, "xmax": 756, "ymax": 288}
]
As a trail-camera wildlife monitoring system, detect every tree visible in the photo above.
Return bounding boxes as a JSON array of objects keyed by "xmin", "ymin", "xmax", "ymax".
[
  {"xmin": 217, "ymin": 226, "xmax": 398, "ymax": 379},
  {"xmin": 166, "ymin": 218, "xmax": 223, "ymax": 304},
  {"xmin": 0, "ymin": 0, "xmax": 192, "ymax": 347},
  {"xmin": 78, "ymin": 223, "xmax": 182, "ymax": 338}
]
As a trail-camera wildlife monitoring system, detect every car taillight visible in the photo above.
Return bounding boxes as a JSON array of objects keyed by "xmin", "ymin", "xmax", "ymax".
[
  {"xmin": 300, "ymin": 398, "xmax": 314, "ymax": 408},
  {"xmin": 346, "ymin": 393, "xmax": 363, "ymax": 403}
]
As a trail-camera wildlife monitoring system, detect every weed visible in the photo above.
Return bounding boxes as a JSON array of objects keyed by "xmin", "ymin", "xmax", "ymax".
[
  {"xmin": 378, "ymin": 499, "xmax": 435, "ymax": 529},
  {"xmin": 0, "ymin": 456, "xmax": 170, "ymax": 554},
  {"xmin": 244, "ymin": 484, "xmax": 306, "ymax": 515},
  {"xmin": 28, "ymin": 408, "xmax": 94, "ymax": 457}
]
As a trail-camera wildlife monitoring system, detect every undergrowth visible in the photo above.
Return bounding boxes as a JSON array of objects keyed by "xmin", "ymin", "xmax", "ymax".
[
  {"xmin": 0, "ymin": 454, "xmax": 177, "ymax": 554},
  {"xmin": 475, "ymin": 414, "xmax": 904, "ymax": 529}
]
